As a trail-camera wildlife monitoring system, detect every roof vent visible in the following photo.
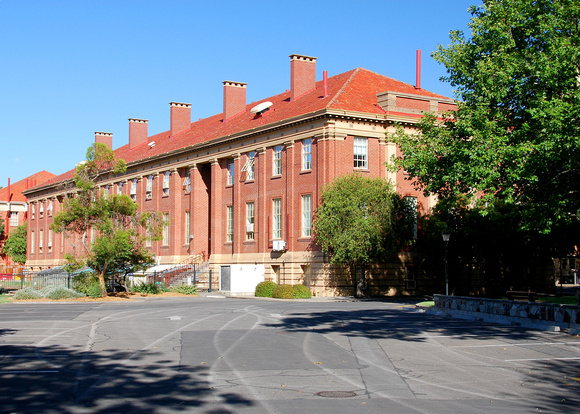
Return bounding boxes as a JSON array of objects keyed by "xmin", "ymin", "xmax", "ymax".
[{"xmin": 250, "ymin": 101, "xmax": 273, "ymax": 116}]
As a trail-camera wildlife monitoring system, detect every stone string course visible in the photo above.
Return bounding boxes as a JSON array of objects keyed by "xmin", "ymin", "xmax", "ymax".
[{"xmin": 430, "ymin": 295, "xmax": 580, "ymax": 335}]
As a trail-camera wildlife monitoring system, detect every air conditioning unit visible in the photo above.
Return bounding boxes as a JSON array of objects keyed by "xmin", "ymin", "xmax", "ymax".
[
  {"xmin": 246, "ymin": 223, "xmax": 254, "ymax": 233},
  {"xmin": 272, "ymin": 240, "xmax": 286, "ymax": 252}
]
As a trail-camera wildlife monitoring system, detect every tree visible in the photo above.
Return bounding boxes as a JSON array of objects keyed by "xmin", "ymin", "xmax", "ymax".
[
  {"xmin": 392, "ymin": 0, "xmax": 580, "ymax": 233},
  {"xmin": 0, "ymin": 217, "xmax": 5, "ymax": 238},
  {"xmin": 312, "ymin": 174, "xmax": 414, "ymax": 297},
  {"xmin": 52, "ymin": 143, "xmax": 161, "ymax": 297},
  {"xmin": 3, "ymin": 223, "xmax": 27, "ymax": 264}
]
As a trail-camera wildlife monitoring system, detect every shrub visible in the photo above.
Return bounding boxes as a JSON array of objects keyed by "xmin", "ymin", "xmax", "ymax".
[
  {"xmin": 293, "ymin": 284, "xmax": 312, "ymax": 299},
  {"xmin": 73, "ymin": 273, "xmax": 100, "ymax": 295},
  {"xmin": 173, "ymin": 285, "xmax": 198, "ymax": 295},
  {"xmin": 14, "ymin": 288, "xmax": 43, "ymax": 300},
  {"xmin": 88, "ymin": 283, "xmax": 103, "ymax": 298},
  {"xmin": 43, "ymin": 287, "xmax": 86, "ymax": 300},
  {"xmin": 272, "ymin": 284, "xmax": 294, "ymax": 299},
  {"xmin": 255, "ymin": 281, "xmax": 277, "ymax": 297},
  {"xmin": 131, "ymin": 282, "xmax": 162, "ymax": 294}
]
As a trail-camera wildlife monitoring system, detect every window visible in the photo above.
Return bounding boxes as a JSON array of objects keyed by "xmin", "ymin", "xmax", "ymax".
[
  {"xmin": 243, "ymin": 151, "xmax": 255, "ymax": 181},
  {"xmin": 301, "ymin": 194, "xmax": 312, "ymax": 237},
  {"xmin": 273, "ymin": 145, "xmax": 282, "ymax": 176},
  {"xmin": 146, "ymin": 227, "xmax": 152, "ymax": 247},
  {"xmin": 104, "ymin": 185, "xmax": 109, "ymax": 197},
  {"xmin": 272, "ymin": 198, "xmax": 282, "ymax": 239},
  {"xmin": 246, "ymin": 202, "xmax": 255, "ymax": 240},
  {"xmin": 118, "ymin": 181, "xmax": 124, "ymax": 194},
  {"xmin": 130, "ymin": 179, "xmax": 137, "ymax": 201},
  {"xmin": 162, "ymin": 213, "xmax": 169, "ymax": 245},
  {"xmin": 9, "ymin": 212, "xmax": 18, "ymax": 227},
  {"xmin": 31, "ymin": 231, "xmax": 35, "ymax": 254},
  {"xmin": 302, "ymin": 138, "xmax": 312, "ymax": 170},
  {"xmin": 39, "ymin": 229, "xmax": 44, "ymax": 252},
  {"xmin": 227, "ymin": 159, "xmax": 234, "ymax": 185},
  {"xmin": 31, "ymin": 204, "xmax": 35, "ymax": 220},
  {"xmin": 47, "ymin": 200, "xmax": 53, "ymax": 216},
  {"xmin": 354, "ymin": 137, "xmax": 368, "ymax": 169},
  {"xmin": 404, "ymin": 196, "xmax": 418, "ymax": 239},
  {"xmin": 226, "ymin": 206, "xmax": 234, "ymax": 242},
  {"xmin": 163, "ymin": 171, "xmax": 170, "ymax": 195},
  {"xmin": 185, "ymin": 211, "xmax": 191, "ymax": 244},
  {"xmin": 39, "ymin": 203, "xmax": 44, "ymax": 218},
  {"xmin": 48, "ymin": 229, "xmax": 53, "ymax": 252},
  {"xmin": 183, "ymin": 170, "xmax": 191, "ymax": 193},
  {"xmin": 146, "ymin": 175, "xmax": 153, "ymax": 199}
]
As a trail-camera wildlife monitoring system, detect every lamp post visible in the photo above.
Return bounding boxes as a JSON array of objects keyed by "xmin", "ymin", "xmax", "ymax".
[{"xmin": 442, "ymin": 232, "xmax": 450, "ymax": 295}]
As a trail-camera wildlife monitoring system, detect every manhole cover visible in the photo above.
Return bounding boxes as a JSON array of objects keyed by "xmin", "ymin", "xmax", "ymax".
[{"xmin": 316, "ymin": 391, "xmax": 357, "ymax": 398}]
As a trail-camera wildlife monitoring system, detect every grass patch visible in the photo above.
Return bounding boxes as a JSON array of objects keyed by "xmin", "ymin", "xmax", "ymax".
[
  {"xmin": 537, "ymin": 296, "xmax": 578, "ymax": 305},
  {"xmin": 416, "ymin": 301, "xmax": 434, "ymax": 307},
  {"xmin": 0, "ymin": 293, "xmax": 13, "ymax": 304}
]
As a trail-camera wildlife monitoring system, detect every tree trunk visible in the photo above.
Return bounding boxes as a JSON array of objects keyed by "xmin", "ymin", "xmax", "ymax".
[{"xmin": 98, "ymin": 264, "xmax": 108, "ymax": 297}]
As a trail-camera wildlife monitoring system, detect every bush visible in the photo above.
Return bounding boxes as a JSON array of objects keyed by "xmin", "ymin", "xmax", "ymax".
[
  {"xmin": 73, "ymin": 272, "xmax": 100, "ymax": 295},
  {"xmin": 255, "ymin": 281, "xmax": 277, "ymax": 297},
  {"xmin": 272, "ymin": 284, "xmax": 294, "ymax": 299},
  {"xmin": 293, "ymin": 284, "xmax": 312, "ymax": 299},
  {"xmin": 43, "ymin": 287, "xmax": 86, "ymax": 300},
  {"xmin": 88, "ymin": 283, "xmax": 103, "ymax": 298},
  {"xmin": 131, "ymin": 282, "xmax": 162, "ymax": 294},
  {"xmin": 173, "ymin": 285, "xmax": 198, "ymax": 295},
  {"xmin": 14, "ymin": 288, "xmax": 43, "ymax": 300}
]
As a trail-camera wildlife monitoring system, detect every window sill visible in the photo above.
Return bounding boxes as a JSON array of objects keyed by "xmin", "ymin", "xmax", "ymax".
[
  {"xmin": 271, "ymin": 175, "xmax": 281, "ymax": 180},
  {"xmin": 245, "ymin": 179, "xmax": 255, "ymax": 184},
  {"xmin": 353, "ymin": 168, "xmax": 370, "ymax": 173},
  {"xmin": 299, "ymin": 169, "xmax": 312, "ymax": 175},
  {"xmin": 243, "ymin": 239, "xmax": 256, "ymax": 244},
  {"xmin": 297, "ymin": 236, "xmax": 312, "ymax": 241}
]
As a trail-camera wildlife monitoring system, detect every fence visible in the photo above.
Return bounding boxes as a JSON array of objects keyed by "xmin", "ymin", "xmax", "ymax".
[{"xmin": 0, "ymin": 269, "xmax": 77, "ymax": 291}]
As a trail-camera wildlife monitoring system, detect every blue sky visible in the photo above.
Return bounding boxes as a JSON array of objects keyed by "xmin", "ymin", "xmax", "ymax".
[{"xmin": 0, "ymin": 0, "xmax": 479, "ymax": 185}]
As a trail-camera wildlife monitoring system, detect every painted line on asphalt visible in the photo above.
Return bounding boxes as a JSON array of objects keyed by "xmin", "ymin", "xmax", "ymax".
[
  {"xmin": 506, "ymin": 357, "xmax": 580, "ymax": 362},
  {"xmin": 449, "ymin": 342, "xmax": 580, "ymax": 348}
]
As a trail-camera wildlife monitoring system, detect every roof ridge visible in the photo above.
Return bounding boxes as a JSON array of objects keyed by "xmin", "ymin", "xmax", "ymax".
[{"xmin": 326, "ymin": 68, "xmax": 361, "ymax": 108}]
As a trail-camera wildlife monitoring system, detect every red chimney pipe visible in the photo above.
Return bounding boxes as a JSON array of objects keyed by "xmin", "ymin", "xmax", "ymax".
[
  {"xmin": 323, "ymin": 70, "xmax": 328, "ymax": 98},
  {"xmin": 415, "ymin": 50, "xmax": 421, "ymax": 90}
]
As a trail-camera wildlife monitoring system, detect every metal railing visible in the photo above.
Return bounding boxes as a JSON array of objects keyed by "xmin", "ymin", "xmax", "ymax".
[{"xmin": 146, "ymin": 261, "xmax": 214, "ymax": 290}]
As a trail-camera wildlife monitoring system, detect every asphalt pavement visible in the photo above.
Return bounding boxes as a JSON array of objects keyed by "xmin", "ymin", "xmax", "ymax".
[{"xmin": 1, "ymin": 296, "xmax": 579, "ymax": 413}]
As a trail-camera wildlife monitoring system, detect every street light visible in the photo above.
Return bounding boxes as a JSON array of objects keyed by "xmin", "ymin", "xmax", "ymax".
[{"xmin": 442, "ymin": 232, "xmax": 450, "ymax": 295}]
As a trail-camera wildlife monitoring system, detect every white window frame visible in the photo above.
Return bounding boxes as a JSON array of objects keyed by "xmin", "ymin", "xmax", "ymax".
[
  {"xmin": 185, "ymin": 211, "xmax": 191, "ymax": 244},
  {"xmin": 301, "ymin": 194, "xmax": 312, "ymax": 237},
  {"xmin": 227, "ymin": 159, "xmax": 235, "ymax": 186},
  {"xmin": 354, "ymin": 136, "xmax": 368, "ymax": 169},
  {"xmin": 39, "ymin": 229, "xmax": 44, "ymax": 251},
  {"xmin": 246, "ymin": 202, "xmax": 255, "ymax": 240},
  {"xmin": 47, "ymin": 200, "xmax": 53, "ymax": 216},
  {"xmin": 162, "ymin": 213, "xmax": 170, "ymax": 245},
  {"xmin": 31, "ymin": 231, "xmax": 35, "ymax": 254},
  {"xmin": 273, "ymin": 145, "xmax": 282, "ymax": 176},
  {"xmin": 245, "ymin": 152, "xmax": 255, "ymax": 181},
  {"xmin": 31, "ymin": 204, "xmax": 35, "ymax": 220},
  {"xmin": 9, "ymin": 212, "xmax": 18, "ymax": 227},
  {"xmin": 272, "ymin": 198, "xmax": 282, "ymax": 239},
  {"xmin": 163, "ymin": 171, "xmax": 170, "ymax": 195},
  {"xmin": 48, "ymin": 229, "xmax": 53, "ymax": 251},
  {"xmin": 302, "ymin": 138, "xmax": 312, "ymax": 170},
  {"xmin": 130, "ymin": 179, "xmax": 137, "ymax": 200},
  {"xmin": 226, "ymin": 206, "xmax": 234, "ymax": 242}
]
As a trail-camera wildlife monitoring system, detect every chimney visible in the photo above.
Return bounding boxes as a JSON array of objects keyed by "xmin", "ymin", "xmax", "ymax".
[
  {"xmin": 290, "ymin": 54, "xmax": 317, "ymax": 101},
  {"xmin": 129, "ymin": 118, "xmax": 148, "ymax": 149},
  {"xmin": 415, "ymin": 50, "xmax": 421, "ymax": 90},
  {"xmin": 170, "ymin": 102, "xmax": 191, "ymax": 137},
  {"xmin": 223, "ymin": 81, "xmax": 247, "ymax": 122},
  {"xmin": 95, "ymin": 132, "xmax": 113, "ymax": 149}
]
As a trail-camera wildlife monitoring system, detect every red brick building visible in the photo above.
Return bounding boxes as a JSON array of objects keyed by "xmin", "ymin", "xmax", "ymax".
[
  {"xmin": 23, "ymin": 54, "xmax": 456, "ymax": 295},
  {"xmin": 0, "ymin": 171, "xmax": 55, "ymax": 269}
]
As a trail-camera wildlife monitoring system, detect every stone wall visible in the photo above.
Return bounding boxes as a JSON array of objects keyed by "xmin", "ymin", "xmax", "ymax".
[{"xmin": 432, "ymin": 294, "xmax": 580, "ymax": 334}]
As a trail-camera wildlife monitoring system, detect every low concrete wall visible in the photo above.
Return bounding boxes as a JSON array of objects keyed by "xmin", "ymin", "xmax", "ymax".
[{"xmin": 431, "ymin": 294, "xmax": 580, "ymax": 334}]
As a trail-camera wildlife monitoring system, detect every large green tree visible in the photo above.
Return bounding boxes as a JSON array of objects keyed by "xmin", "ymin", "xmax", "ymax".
[
  {"xmin": 393, "ymin": 0, "xmax": 580, "ymax": 233},
  {"xmin": 52, "ymin": 143, "xmax": 161, "ymax": 297},
  {"xmin": 3, "ymin": 223, "xmax": 27, "ymax": 264},
  {"xmin": 313, "ymin": 174, "xmax": 414, "ymax": 296}
]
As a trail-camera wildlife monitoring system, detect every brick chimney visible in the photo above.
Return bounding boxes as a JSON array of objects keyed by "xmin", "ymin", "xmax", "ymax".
[
  {"xmin": 170, "ymin": 102, "xmax": 191, "ymax": 137},
  {"xmin": 290, "ymin": 54, "xmax": 317, "ymax": 101},
  {"xmin": 95, "ymin": 132, "xmax": 113, "ymax": 149},
  {"xmin": 129, "ymin": 118, "xmax": 148, "ymax": 149},
  {"xmin": 223, "ymin": 81, "xmax": 247, "ymax": 122}
]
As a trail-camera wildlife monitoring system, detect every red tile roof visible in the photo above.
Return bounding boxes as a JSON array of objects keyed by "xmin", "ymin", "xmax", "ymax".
[
  {"xmin": 0, "ymin": 171, "xmax": 56, "ymax": 202},
  {"xmin": 33, "ymin": 68, "xmax": 451, "ymax": 190}
]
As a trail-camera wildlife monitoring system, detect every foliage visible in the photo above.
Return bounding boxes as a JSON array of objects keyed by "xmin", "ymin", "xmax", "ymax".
[
  {"xmin": 14, "ymin": 288, "xmax": 44, "ymax": 300},
  {"xmin": 87, "ymin": 283, "xmax": 103, "ymax": 298},
  {"xmin": 272, "ymin": 284, "xmax": 294, "ymax": 299},
  {"xmin": 0, "ymin": 217, "xmax": 4, "ymax": 238},
  {"xmin": 392, "ymin": 0, "xmax": 580, "ymax": 234},
  {"xmin": 173, "ymin": 285, "xmax": 198, "ymax": 295},
  {"xmin": 292, "ymin": 284, "xmax": 312, "ymax": 299},
  {"xmin": 255, "ymin": 281, "xmax": 278, "ymax": 297},
  {"xmin": 3, "ymin": 223, "xmax": 27, "ymax": 264},
  {"xmin": 72, "ymin": 272, "xmax": 100, "ymax": 295},
  {"xmin": 313, "ymin": 174, "xmax": 414, "ymax": 296},
  {"xmin": 51, "ymin": 143, "xmax": 162, "ymax": 297},
  {"xmin": 131, "ymin": 282, "xmax": 163, "ymax": 294},
  {"xmin": 42, "ymin": 287, "xmax": 85, "ymax": 300},
  {"xmin": 0, "ymin": 293, "xmax": 12, "ymax": 304}
]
